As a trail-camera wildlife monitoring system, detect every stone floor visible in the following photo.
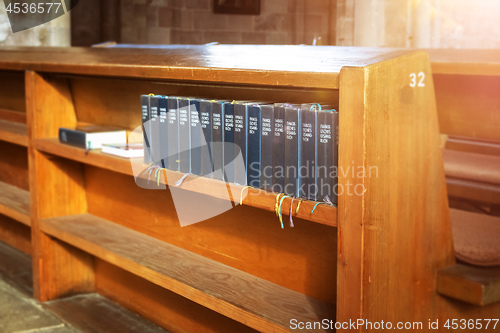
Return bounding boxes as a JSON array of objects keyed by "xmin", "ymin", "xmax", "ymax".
[
  {"xmin": 0, "ymin": 278, "xmax": 80, "ymax": 332},
  {"xmin": 0, "ymin": 240, "xmax": 167, "ymax": 333},
  {"xmin": 0, "ymin": 240, "xmax": 80, "ymax": 333}
]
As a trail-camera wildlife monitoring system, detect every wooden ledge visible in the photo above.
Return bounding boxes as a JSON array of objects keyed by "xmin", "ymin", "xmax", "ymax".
[
  {"xmin": 0, "ymin": 181, "xmax": 30, "ymax": 226},
  {"xmin": 34, "ymin": 138, "xmax": 337, "ymax": 227},
  {"xmin": 0, "ymin": 119, "xmax": 27, "ymax": 147},
  {"xmin": 437, "ymin": 264, "xmax": 500, "ymax": 306}
]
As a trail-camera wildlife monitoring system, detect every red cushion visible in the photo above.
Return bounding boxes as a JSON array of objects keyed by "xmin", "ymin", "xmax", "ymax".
[{"xmin": 451, "ymin": 209, "xmax": 500, "ymax": 267}]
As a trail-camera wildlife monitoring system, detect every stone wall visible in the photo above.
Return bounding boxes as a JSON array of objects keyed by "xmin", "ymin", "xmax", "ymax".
[
  {"xmin": 0, "ymin": 3, "xmax": 70, "ymax": 46},
  {"xmin": 337, "ymin": 0, "xmax": 500, "ymax": 49},
  {"xmin": 120, "ymin": 0, "xmax": 334, "ymax": 45}
]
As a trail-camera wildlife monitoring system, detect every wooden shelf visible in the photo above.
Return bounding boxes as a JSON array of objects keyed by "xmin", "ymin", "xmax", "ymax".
[
  {"xmin": 0, "ymin": 181, "xmax": 30, "ymax": 226},
  {"xmin": 0, "ymin": 119, "xmax": 27, "ymax": 147},
  {"xmin": 34, "ymin": 138, "xmax": 337, "ymax": 227},
  {"xmin": 0, "ymin": 108, "xmax": 26, "ymax": 123},
  {"xmin": 437, "ymin": 264, "xmax": 500, "ymax": 306},
  {"xmin": 41, "ymin": 213, "xmax": 336, "ymax": 333}
]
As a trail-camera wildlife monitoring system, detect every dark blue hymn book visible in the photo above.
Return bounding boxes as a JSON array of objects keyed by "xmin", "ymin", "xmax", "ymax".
[
  {"xmin": 273, "ymin": 104, "xmax": 286, "ymax": 193},
  {"xmin": 284, "ymin": 104, "xmax": 301, "ymax": 197},
  {"xmin": 200, "ymin": 99, "xmax": 213, "ymax": 178},
  {"xmin": 178, "ymin": 97, "xmax": 191, "ymax": 173},
  {"xmin": 141, "ymin": 95, "xmax": 151, "ymax": 164},
  {"xmin": 211, "ymin": 101, "xmax": 224, "ymax": 180},
  {"xmin": 223, "ymin": 101, "xmax": 235, "ymax": 183},
  {"xmin": 234, "ymin": 101, "xmax": 248, "ymax": 185},
  {"xmin": 260, "ymin": 104, "xmax": 274, "ymax": 191},
  {"xmin": 167, "ymin": 97, "xmax": 179, "ymax": 171},
  {"xmin": 158, "ymin": 96, "xmax": 169, "ymax": 169},
  {"xmin": 300, "ymin": 104, "xmax": 317, "ymax": 201},
  {"xmin": 247, "ymin": 103, "xmax": 261, "ymax": 188},
  {"xmin": 189, "ymin": 98, "xmax": 202, "ymax": 175}
]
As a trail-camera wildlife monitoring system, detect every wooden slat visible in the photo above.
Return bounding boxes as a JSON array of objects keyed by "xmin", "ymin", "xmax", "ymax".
[
  {"xmin": 0, "ymin": 119, "xmax": 27, "ymax": 146},
  {"xmin": 444, "ymin": 136, "xmax": 500, "ymax": 157},
  {"xmin": 0, "ymin": 181, "xmax": 30, "ymax": 226},
  {"xmin": 41, "ymin": 214, "xmax": 336, "ymax": 333},
  {"xmin": 0, "ymin": 215, "xmax": 31, "ymax": 255},
  {"xmin": 96, "ymin": 260, "xmax": 258, "ymax": 333},
  {"xmin": 0, "ymin": 109, "xmax": 26, "ymax": 123},
  {"xmin": 34, "ymin": 138, "xmax": 134, "ymax": 176},
  {"xmin": 34, "ymin": 138, "xmax": 337, "ymax": 227},
  {"xmin": 0, "ymin": 141, "xmax": 29, "ymax": 191},
  {"xmin": 446, "ymin": 178, "xmax": 500, "ymax": 206},
  {"xmin": 437, "ymin": 264, "xmax": 500, "ymax": 306}
]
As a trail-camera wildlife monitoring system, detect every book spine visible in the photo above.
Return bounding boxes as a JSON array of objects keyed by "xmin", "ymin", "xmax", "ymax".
[
  {"xmin": 178, "ymin": 98, "xmax": 191, "ymax": 173},
  {"xmin": 211, "ymin": 101, "xmax": 224, "ymax": 180},
  {"xmin": 284, "ymin": 106, "xmax": 301, "ymax": 197},
  {"xmin": 272, "ymin": 105, "xmax": 285, "ymax": 193},
  {"xmin": 234, "ymin": 102, "xmax": 248, "ymax": 185},
  {"xmin": 300, "ymin": 107, "xmax": 317, "ymax": 200},
  {"xmin": 316, "ymin": 110, "xmax": 334, "ymax": 202},
  {"xmin": 167, "ymin": 97, "xmax": 179, "ymax": 171},
  {"xmin": 149, "ymin": 96, "xmax": 161, "ymax": 166},
  {"xmin": 223, "ymin": 102, "xmax": 235, "ymax": 183},
  {"xmin": 58, "ymin": 128, "xmax": 87, "ymax": 149},
  {"xmin": 158, "ymin": 97, "xmax": 169, "ymax": 169},
  {"xmin": 200, "ymin": 100, "xmax": 213, "ymax": 178},
  {"xmin": 332, "ymin": 111, "xmax": 339, "ymax": 205},
  {"xmin": 260, "ymin": 105, "xmax": 274, "ymax": 191},
  {"xmin": 247, "ymin": 104, "xmax": 261, "ymax": 188},
  {"xmin": 189, "ymin": 99, "xmax": 202, "ymax": 176},
  {"xmin": 141, "ymin": 95, "xmax": 151, "ymax": 164},
  {"xmin": 247, "ymin": 104, "xmax": 262, "ymax": 188}
]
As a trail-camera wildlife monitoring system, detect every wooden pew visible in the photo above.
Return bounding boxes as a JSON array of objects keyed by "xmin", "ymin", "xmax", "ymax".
[
  {"xmin": 0, "ymin": 46, "xmax": 498, "ymax": 332},
  {"xmin": 429, "ymin": 50, "xmax": 500, "ymax": 215},
  {"xmin": 426, "ymin": 50, "xmax": 500, "ymax": 319}
]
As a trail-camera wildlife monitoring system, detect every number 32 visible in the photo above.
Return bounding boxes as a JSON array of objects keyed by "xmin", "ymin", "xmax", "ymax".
[{"xmin": 410, "ymin": 72, "xmax": 425, "ymax": 87}]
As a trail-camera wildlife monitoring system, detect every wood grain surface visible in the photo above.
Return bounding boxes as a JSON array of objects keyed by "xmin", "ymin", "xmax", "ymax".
[
  {"xmin": 42, "ymin": 213, "xmax": 336, "ymax": 333},
  {"xmin": 0, "ymin": 46, "xmax": 413, "ymax": 89},
  {"xmin": 0, "ymin": 119, "xmax": 28, "ymax": 146},
  {"xmin": 0, "ymin": 181, "xmax": 30, "ymax": 226},
  {"xmin": 438, "ymin": 264, "xmax": 500, "ymax": 306},
  {"xmin": 27, "ymin": 71, "xmax": 95, "ymax": 302},
  {"xmin": 34, "ymin": 138, "xmax": 337, "ymax": 227}
]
